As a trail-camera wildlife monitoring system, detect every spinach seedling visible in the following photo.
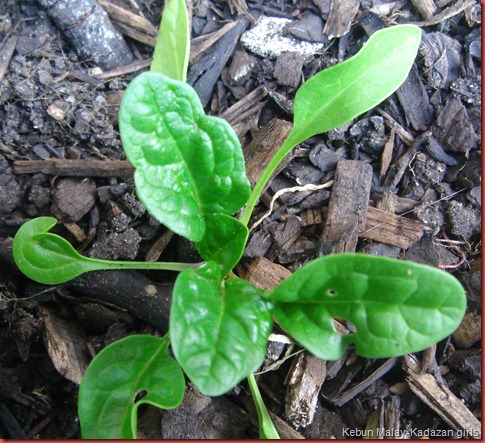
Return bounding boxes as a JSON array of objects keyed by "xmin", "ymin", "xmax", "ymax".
[{"xmin": 12, "ymin": 0, "xmax": 467, "ymax": 438}]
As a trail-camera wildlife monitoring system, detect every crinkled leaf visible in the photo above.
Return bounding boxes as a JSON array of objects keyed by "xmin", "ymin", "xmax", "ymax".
[
  {"xmin": 12, "ymin": 217, "xmax": 105, "ymax": 284},
  {"xmin": 195, "ymin": 214, "xmax": 248, "ymax": 275},
  {"xmin": 170, "ymin": 262, "xmax": 273, "ymax": 396},
  {"xmin": 151, "ymin": 0, "xmax": 190, "ymax": 82},
  {"xmin": 119, "ymin": 72, "xmax": 250, "ymax": 242},
  {"xmin": 78, "ymin": 335, "xmax": 185, "ymax": 439},
  {"xmin": 270, "ymin": 253, "xmax": 466, "ymax": 360},
  {"xmin": 287, "ymin": 25, "xmax": 422, "ymax": 147}
]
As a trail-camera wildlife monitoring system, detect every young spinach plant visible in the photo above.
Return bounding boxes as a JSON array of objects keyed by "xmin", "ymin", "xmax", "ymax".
[{"xmin": 12, "ymin": 0, "xmax": 467, "ymax": 438}]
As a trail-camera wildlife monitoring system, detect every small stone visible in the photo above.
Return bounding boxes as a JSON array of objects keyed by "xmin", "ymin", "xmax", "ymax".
[
  {"xmin": 240, "ymin": 16, "xmax": 324, "ymax": 60},
  {"xmin": 310, "ymin": 144, "xmax": 347, "ymax": 172},
  {"xmin": 413, "ymin": 202, "xmax": 444, "ymax": 236},
  {"xmin": 284, "ymin": 12, "xmax": 328, "ymax": 43},
  {"xmin": 89, "ymin": 228, "xmax": 141, "ymax": 261},
  {"xmin": 51, "ymin": 177, "xmax": 96, "ymax": 222},
  {"xmin": 432, "ymin": 96, "xmax": 478, "ymax": 155},
  {"xmin": 404, "ymin": 235, "xmax": 458, "ymax": 267},
  {"xmin": 227, "ymin": 47, "xmax": 257, "ymax": 85},
  {"xmin": 452, "ymin": 312, "xmax": 481, "ymax": 349},
  {"xmin": 0, "ymin": 154, "xmax": 23, "ymax": 216},
  {"xmin": 447, "ymin": 201, "xmax": 481, "ymax": 238},
  {"xmin": 447, "ymin": 350, "xmax": 481, "ymax": 380},
  {"xmin": 411, "ymin": 152, "xmax": 446, "ymax": 186}
]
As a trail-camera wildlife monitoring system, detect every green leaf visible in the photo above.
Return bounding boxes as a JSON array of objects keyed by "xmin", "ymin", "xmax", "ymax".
[
  {"xmin": 170, "ymin": 262, "xmax": 273, "ymax": 396},
  {"xmin": 151, "ymin": 0, "xmax": 190, "ymax": 82},
  {"xmin": 12, "ymin": 217, "xmax": 106, "ymax": 284},
  {"xmin": 195, "ymin": 214, "xmax": 248, "ymax": 275},
  {"xmin": 270, "ymin": 254, "xmax": 466, "ymax": 360},
  {"xmin": 240, "ymin": 25, "xmax": 422, "ymax": 225},
  {"xmin": 247, "ymin": 374, "xmax": 280, "ymax": 439},
  {"xmin": 288, "ymin": 25, "xmax": 422, "ymax": 147},
  {"xmin": 12, "ymin": 216, "xmax": 199, "ymax": 285},
  {"xmin": 78, "ymin": 335, "xmax": 185, "ymax": 439},
  {"xmin": 119, "ymin": 71, "xmax": 251, "ymax": 242}
]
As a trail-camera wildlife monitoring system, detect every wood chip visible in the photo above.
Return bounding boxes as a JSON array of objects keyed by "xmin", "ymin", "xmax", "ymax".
[
  {"xmin": 301, "ymin": 203, "xmax": 423, "ymax": 249},
  {"xmin": 219, "ymin": 85, "xmax": 267, "ymax": 127},
  {"xmin": 382, "ymin": 131, "xmax": 431, "ymax": 189},
  {"xmin": 285, "ymin": 352, "xmax": 327, "ymax": 428},
  {"xmin": 323, "ymin": 0, "xmax": 360, "ymax": 39},
  {"xmin": 98, "ymin": 0, "xmax": 158, "ymax": 36},
  {"xmin": 431, "ymin": 95, "xmax": 478, "ymax": 155},
  {"xmin": 420, "ymin": 32, "xmax": 462, "ymax": 89},
  {"xmin": 403, "ymin": 354, "xmax": 482, "ymax": 438},
  {"xmin": 274, "ymin": 51, "xmax": 303, "ymax": 88},
  {"xmin": 40, "ymin": 306, "xmax": 88, "ymax": 385},
  {"xmin": 318, "ymin": 160, "xmax": 373, "ymax": 255},
  {"xmin": 0, "ymin": 36, "xmax": 17, "ymax": 83},
  {"xmin": 244, "ymin": 118, "xmax": 293, "ymax": 191},
  {"xmin": 243, "ymin": 257, "xmax": 291, "ymax": 291},
  {"xmin": 359, "ymin": 206, "xmax": 423, "ymax": 249},
  {"xmin": 191, "ymin": 21, "xmax": 239, "ymax": 64},
  {"xmin": 325, "ymin": 357, "xmax": 399, "ymax": 407},
  {"xmin": 396, "ymin": 65, "xmax": 434, "ymax": 131},
  {"xmin": 410, "ymin": 0, "xmax": 437, "ymax": 19},
  {"xmin": 379, "ymin": 127, "xmax": 395, "ymax": 179},
  {"xmin": 188, "ymin": 18, "xmax": 249, "ymax": 107},
  {"xmin": 14, "ymin": 159, "xmax": 135, "ymax": 178},
  {"xmin": 411, "ymin": 0, "xmax": 476, "ymax": 26}
]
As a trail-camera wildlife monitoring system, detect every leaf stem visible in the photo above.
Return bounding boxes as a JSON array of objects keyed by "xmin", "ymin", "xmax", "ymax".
[
  {"xmin": 247, "ymin": 373, "xmax": 280, "ymax": 439},
  {"xmin": 89, "ymin": 258, "xmax": 202, "ymax": 273},
  {"xmin": 240, "ymin": 135, "xmax": 297, "ymax": 226}
]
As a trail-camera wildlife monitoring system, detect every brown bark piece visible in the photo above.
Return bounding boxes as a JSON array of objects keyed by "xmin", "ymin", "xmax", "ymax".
[
  {"xmin": 365, "ymin": 395, "xmax": 401, "ymax": 438},
  {"xmin": 97, "ymin": 0, "xmax": 158, "ymax": 36},
  {"xmin": 188, "ymin": 18, "xmax": 249, "ymax": 107},
  {"xmin": 403, "ymin": 354, "xmax": 482, "ymax": 438},
  {"xmin": 382, "ymin": 131, "xmax": 431, "ymax": 189},
  {"xmin": 323, "ymin": 0, "xmax": 360, "ymax": 39},
  {"xmin": 359, "ymin": 206, "xmax": 423, "ymax": 249},
  {"xmin": 431, "ymin": 95, "xmax": 478, "ymax": 155},
  {"xmin": 0, "ymin": 36, "xmax": 17, "ymax": 83},
  {"xmin": 285, "ymin": 352, "xmax": 327, "ymax": 428},
  {"xmin": 219, "ymin": 85, "xmax": 267, "ymax": 127},
  {"xmin": 412, "ymin": 0, "xmax": 476, "ymax": 26},
  {"xmin": 243, "ymin": 257, "xmax": 291, "ymax": 291},
  {"xmin": 410, "ymin": 0, "xmax": 437, "ymax": 19},
  {"xmin": 244, "ymin": 118, "xmax": 293, "ymax": 191},
  {"xmin": 191, "ymin": 21, "xmax": 239, "ymax": 64},
  {"xmin": 420, "ymin": 32, "xmax": 462, "ymax": 89},
  {"xmin": 318, "ymin": 160, "xmax": 373, "ymax": 255},
  {"xmin": 40, "ymin": 306, "xmax": 88, "ymax": 385},
  {"xmin": 227, "ymin": 46, "xmax": 258, "ymax": 86},
  {"xmin": 274, "ymin": 52, "xmax": 303, "ymax": 88},
  {"xmin": 396, "ymin": 65, "xmax": 434, "ymax": 131},
  {"xmin": 14, "ymin": 159, "xmax": 134, "ymax": 178}
]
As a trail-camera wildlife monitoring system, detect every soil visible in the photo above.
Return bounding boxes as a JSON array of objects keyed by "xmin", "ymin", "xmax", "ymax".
[{"xmin": 0, "ymin": 0, "xmax": 481, "ymax": 439}]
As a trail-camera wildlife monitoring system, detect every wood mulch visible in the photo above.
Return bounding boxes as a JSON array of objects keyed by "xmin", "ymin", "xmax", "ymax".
[{"xmin": 0, "ymin": 0, "xmax": 481, "ymax": 439}]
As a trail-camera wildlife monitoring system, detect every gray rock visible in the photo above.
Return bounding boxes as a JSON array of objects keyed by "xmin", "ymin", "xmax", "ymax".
[{"xmin": 240, "ymin": 16, "xmax": 324, "ymax": 60}]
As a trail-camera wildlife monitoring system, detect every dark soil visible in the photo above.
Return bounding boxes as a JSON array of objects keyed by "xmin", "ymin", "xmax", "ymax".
[{"xmin": 0, "ymin": 0, "xmax": 481, "ymax": 439}]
